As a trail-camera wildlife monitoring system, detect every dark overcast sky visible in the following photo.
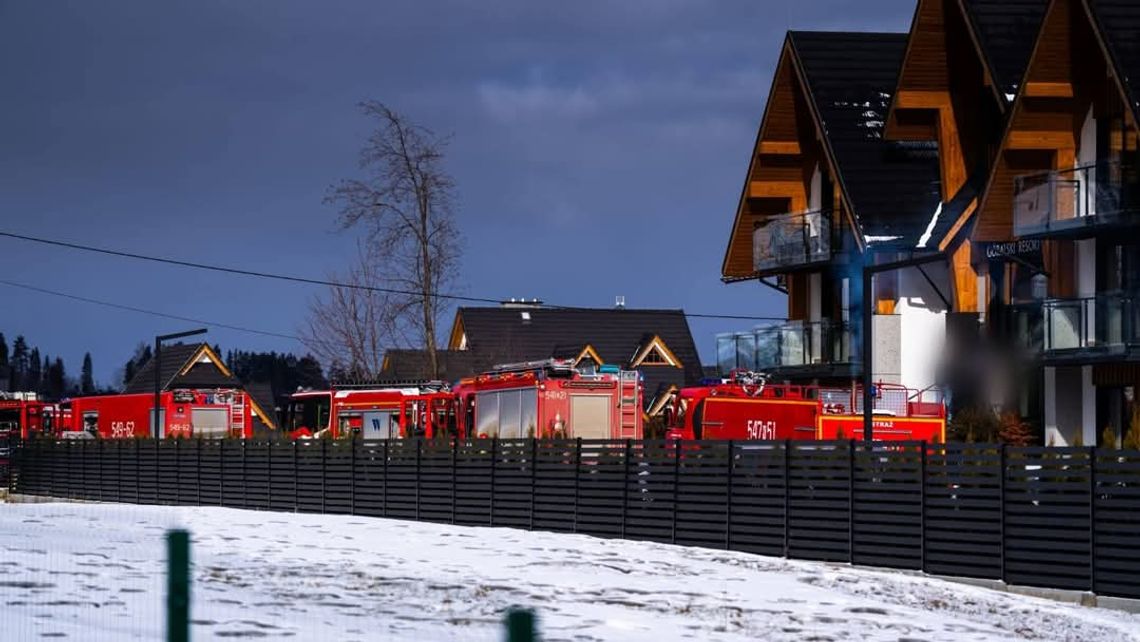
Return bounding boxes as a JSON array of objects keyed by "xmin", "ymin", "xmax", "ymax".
[{"xmin": 0, "ymin": 0, "xmax": 913, "ymax": 385}]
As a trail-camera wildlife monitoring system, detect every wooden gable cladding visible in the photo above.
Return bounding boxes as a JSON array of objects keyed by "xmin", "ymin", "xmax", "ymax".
[
  {"xmin": 886, "ymin": 0, "xmax": 1000, "ymax": 203},
  {"xmin": 723, "ymin": 40, "xmax": 825, "ymax": 280},
  {"xmin": 973, "ymin": 0, "xmax": 1108, "ymax": 241}
]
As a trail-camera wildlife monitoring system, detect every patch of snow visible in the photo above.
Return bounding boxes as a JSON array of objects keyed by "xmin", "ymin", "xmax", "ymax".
[
  {"xmin": 1005, "ymin": 93, "xmax": 1016, "ymax": 102},
  {"xmin": 2, "ymin": 503, "xmax": 1139, "ymax": 641},
  {"xmin": 916, "ymin": 201, "xmax": 944, "ymax": 249},
  {"xmin": 865, "ymin": 235, "xmax": 902, "ymax": 244}
]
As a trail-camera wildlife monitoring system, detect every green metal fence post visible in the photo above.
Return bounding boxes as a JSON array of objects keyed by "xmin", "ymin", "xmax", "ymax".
[
  {"xmin": 166, "ymin": 529, "xmax": 190, "ymax": 642},
  {"xmin": 505, "ymin": 608, "xmax": 535, "ymax": 642}
]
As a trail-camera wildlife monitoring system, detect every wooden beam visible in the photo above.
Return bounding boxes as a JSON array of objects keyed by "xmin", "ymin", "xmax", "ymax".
[
  {"xmin": 1023, "ymin": 81, "xmax": 1074, "ymax": 98},
  {"xmin": 894, "ymin": 90, "xmax": 950, "ymax": 109},
  {"xmin": 757, "ymin": 141, "xmax": 801, "ymax": 155},
  {"xmin": 1006, "ymin": 130, "xmax": 1075, "ymax": 150},
  {"xmin": 748, "ymin": 180, "xmax": 803, "ymax": 199}
]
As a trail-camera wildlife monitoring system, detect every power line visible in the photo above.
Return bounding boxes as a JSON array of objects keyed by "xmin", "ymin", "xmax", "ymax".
[
  {"xmin": 0, "ymin": 279, "xmax": 303, "ymax": 341},
  {"xmin": 0, "ymin": 230, "xmax": 786, "ymax": 321}
]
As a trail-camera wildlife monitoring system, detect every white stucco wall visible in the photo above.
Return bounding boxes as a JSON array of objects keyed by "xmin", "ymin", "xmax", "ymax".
[{"xmin": 894, "ymin": 264, "xmax": 949, "ymax": 393}]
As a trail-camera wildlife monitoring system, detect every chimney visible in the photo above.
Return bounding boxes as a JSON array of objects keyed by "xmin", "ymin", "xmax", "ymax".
[{"xmin": 615, "ymin": 295, "xmax": 626, "ymax": 309}]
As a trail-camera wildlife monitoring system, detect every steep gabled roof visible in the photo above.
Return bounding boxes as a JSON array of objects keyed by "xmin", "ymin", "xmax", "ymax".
[
  {"xmin": 451, "ymin": 307, "xmax": 704, "ymax": 392},
  {"xmin": 379, "ymin": 349, "xmax": 491, "ymax": 382},
  {"xmin": 1085, "ymin": 0, "xmax": 1140, "ymax": 125},
  {"xmin": 959, "ymin": 0, "xmax": 1049, "ymax": 101},
  {"xmin": 789, "ymin": 31, "xmax": 943, "ymax": 247},
  {"xmin": 123, "ymin": 343, "xmax": 239, "ymax": 394}
]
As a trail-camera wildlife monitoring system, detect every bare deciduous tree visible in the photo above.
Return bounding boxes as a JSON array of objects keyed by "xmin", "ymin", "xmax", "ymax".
[
  {"xmin": 319, "ymin": 101, "xmax": 460, "ymax": 379},
  {"xmin": 301, "ymin": 246, "xmax": 402, "ymax": 379}
]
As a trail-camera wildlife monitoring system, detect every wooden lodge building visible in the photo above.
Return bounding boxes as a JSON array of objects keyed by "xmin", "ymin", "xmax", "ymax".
[{"xmin": 722, "ymin": 0, "xmax": 1140, "ymax": 446}]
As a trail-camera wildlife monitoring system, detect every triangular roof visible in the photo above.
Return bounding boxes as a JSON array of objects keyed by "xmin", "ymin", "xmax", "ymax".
[
  {"xmin": 1084, "ymin": 0, "xmax": 1140, "ymax": 127},
  {"xmin": 959, "ymin": 0, "xmax": 1050, "ymax": 103},
  {"xmin": 123, "ymin": 343, "xmax": 239, "ymax": 394},
  {"xmin": 445, "ymin": 306, "xmax": 705, "ymax": 402},
  {"xmin": 789, "ymin": 31, "xmax": 943, "ymax": 248},
  {"xmin": 723, "ymin": 30, "xmax": 943, "ymax": 278}
]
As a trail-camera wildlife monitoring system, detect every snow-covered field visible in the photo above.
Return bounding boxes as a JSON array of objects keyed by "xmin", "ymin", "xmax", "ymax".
[{"xmin": 1, "ymin": 502, "xmax": 1138, "ymax": 641}]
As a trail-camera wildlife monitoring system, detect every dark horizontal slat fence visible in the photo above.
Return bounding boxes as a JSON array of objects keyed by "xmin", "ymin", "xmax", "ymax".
[{"xmin": 10, "ymin": 438, "xmax": 1140, "ymax": 601}]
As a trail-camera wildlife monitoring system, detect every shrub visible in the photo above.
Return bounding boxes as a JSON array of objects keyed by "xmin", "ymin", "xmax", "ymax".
[
  {"xmin": 1125, "ymin": 408, "xmax": 1140, "ymax": 451},
  {"xmin": 949, "ymin": 405, "xmax": 999, "ymax": 443},
  {"xmin": 1102, "ymin": 425, "xmax": 1119, "ymax": 450},
  {"xmin": 999, "ymin": 412, "xmax": 1035, "ymax": 447}
]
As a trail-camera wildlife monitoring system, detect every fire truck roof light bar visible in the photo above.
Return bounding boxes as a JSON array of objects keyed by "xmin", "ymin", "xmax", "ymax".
[
  {"xmin": 490, "ymin": 359, "xmax": 576, "ymax": 375},
  {"xmin": 331, "ymin": 379, "xmax": 450, "ymax": 391}
]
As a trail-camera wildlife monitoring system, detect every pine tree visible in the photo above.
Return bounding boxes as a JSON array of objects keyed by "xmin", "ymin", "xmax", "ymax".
[
  {"xmin": 47, "ymin": 358, "xmax": 66, "ymax": 399},
  {"xmin": 0, "ymin": 332, "xmax": 8, "ymax": 370},
  {"xmin": 27, "ymin": 346, "xmax": 42, "ymax": 394},
  {"xmin": 80, "ymin": 352, "xmax": 95, "ymax": 395},
  {"xmin": 10, "ymin": 335, "xmax": 29, "ymax": 391}
]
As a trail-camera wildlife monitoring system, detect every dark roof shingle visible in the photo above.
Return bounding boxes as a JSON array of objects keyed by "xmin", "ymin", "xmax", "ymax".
[
  {"xmin": 960, "ymin": 0, "xmax": 1049, "ymax": 100},
  {"xmin": 123, "ymin": 343, "xmax": 239, "ymax": 394},
  {"xmin": 789, "ymin": 31, "xmax": 943, "ymax": 247},
  {"xmin": 1087, "ymin": 0, "xmax": 1140, "ymax": 123}
]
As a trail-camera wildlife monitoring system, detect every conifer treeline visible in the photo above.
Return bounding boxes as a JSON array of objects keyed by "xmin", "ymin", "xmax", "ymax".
[{"xmin": 0, "ymin": 333, "xmax": 327, "ymax": 402}]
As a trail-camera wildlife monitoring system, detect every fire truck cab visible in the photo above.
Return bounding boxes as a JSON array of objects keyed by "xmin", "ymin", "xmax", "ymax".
[
  {"xmin": 454, "ymin": 359, "xmax": 643, "ymax": 440},
  {"xmin": 0, "ymin": 391, "xmax": 52, "ymax": 440},
  {"xmin": 286, "ymin": 381, "xmax": 456, "ymax": 440}
]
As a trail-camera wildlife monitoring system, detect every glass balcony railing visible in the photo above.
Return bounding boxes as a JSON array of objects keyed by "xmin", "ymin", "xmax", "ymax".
[
  {"xmin": 717, "ymin": 320, "xmax": 857, "ymax": 375},
  {"xmin": 1038, "ymin": 293, "xmax": 1140, "ymax": 354},
  {"xmin": 752, "ymin": 209, "xmax": 831, "ymax": 273},
  {"xmin": 1013, "ymin": 162, "xmax": 1140, "ymax": 238}
]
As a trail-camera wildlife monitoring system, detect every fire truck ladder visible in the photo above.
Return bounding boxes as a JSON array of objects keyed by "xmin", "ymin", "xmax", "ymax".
[
  {"xmin": 618, "ymin": 371, "xmax": 640, "ymax": 439},
  {"xmin": 230, "ymin": 393, "xmax": 246, "ymax": 436}
]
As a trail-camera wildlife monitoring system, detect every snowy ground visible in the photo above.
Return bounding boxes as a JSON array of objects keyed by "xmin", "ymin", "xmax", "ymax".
[{"xmin": 1, "ymin": 503, "xmax": 1138, "ymax": 641}]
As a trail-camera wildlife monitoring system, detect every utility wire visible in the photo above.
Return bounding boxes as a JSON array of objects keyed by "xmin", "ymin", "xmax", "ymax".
[
  {"xmin": 0, "ymin": 279, "xmax": 303, "ymax": 341},
  {"xmin": 0, "ymin": 230, "xmax": 786, "ymax": 321}
]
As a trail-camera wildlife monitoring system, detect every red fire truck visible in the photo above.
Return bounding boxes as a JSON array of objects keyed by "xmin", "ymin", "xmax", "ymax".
[
  {"xmin": 60, "ymin": 388, "xmax": 255, "ymax": 439},
  {"xmin": 665, "ymin": 371, "xmax": 945, "ymax": 442},
  {"xmin": 0, "ymin": 392, "xmax": 52, "ymax": 440},
  {"xmin": 453, "ymin": 359, "xmax": 643, "ymax": 440},
  {"xmin": 286, "ymin": 381, "xmax": 456, "ymax": 440}
]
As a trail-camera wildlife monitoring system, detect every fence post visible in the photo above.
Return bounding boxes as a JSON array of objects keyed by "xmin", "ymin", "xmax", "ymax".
[
  {"xmin": 196, "ymin": 439, "xmax": 202, "ymax": 507},
  {"xmin": 166, "ymin": 529, "xmax": 191, "ymax": 642},
  {"xmin": 574, "ymin": 438, "xmax": 582, "ymax": 534},
  {"xmin": 848, "ymin": 439, "xmax": 856, "ymax": 564},
  {"xmin": 489, "ymin": 437, "xmax": 497, "ymax": 526},
  {"xmin": 529, "ymin": 438, "xmax": 537, "ymax": 531},
  {"xmin": 999, "ymin": 443, "xmax": 1007, "ymax": 585},
  {"xmin": 621, "ymin": 439, "xmax": 631, "ymax": 540},
  {"xmin": 1089, "ymin": 445, "xmax": 1096, "ymax": 593},
  {"xmin": 505, "ymin": 608, "xmax": 535, "ymax": 642},
  {"xmin": 174, "ymin": 439, "xmax": 180, "ymax": 506},
  {"xmin": 293, "ymin": 441, "xmax": 299, "ymax": 513},
  {"xmin": 920, "ymin": 440, "xmax": 927, "ymax": 574},
  {"xmin": 241, "ymin": 439, "xmax": 248, "ymax": 510},
  {"xmin": 219, "ymin": 439, "xmax": 225, "ymax": 507},
  {"xmin": 135, "ymin": 439, "xmax": 141, "ymax": 504},
  {"xmin": 783, "ymin": 439, "xmax": 791, "ymax": 558},
  {"xmin": 98, "ymin": 438, "xmax": 104, "ymax": 501},
  {"xmin": 415, "ymin": 438, "xmax": 422, "ymax": 522},
  {"xmin": 725, "ymin": 440, "xmax": 734, "ymax": 550},
  {"xmin": 321, "ymin": 439, "xmax": 327, "ymax": 514},
  {"xmin": 266, "ymin": 440, "xmax": 272, "ymax": 511},
  {"xmin": 382, "ymin": 439, "xmax": 389, "ymax": 518},
  {"xmin": 671, "ymin": 438, "xmax": 680, "ymax": 545},
  {"xmin": 349, "ymin": 438, "xmax": 356, "ymax": 516},
  {"xmin": 451, "ymin": 436, "xmax": 457, "ymax": 525}
]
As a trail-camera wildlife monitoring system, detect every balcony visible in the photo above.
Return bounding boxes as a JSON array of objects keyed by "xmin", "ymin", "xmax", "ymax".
[
  {"xmin": 995, "ymin": 296, "xmax": 1140, "ymax": 363},
  {"xmin": 1013, "ymin": 162, "xmax": 1140, "ymax": 238},
  {"xmin": 752, "ymin": 209, "xmax": 831, "ymax": 273},
  {"xmin": 717, "ymin": 320, "xmax": 857, "ymax": 377}
]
